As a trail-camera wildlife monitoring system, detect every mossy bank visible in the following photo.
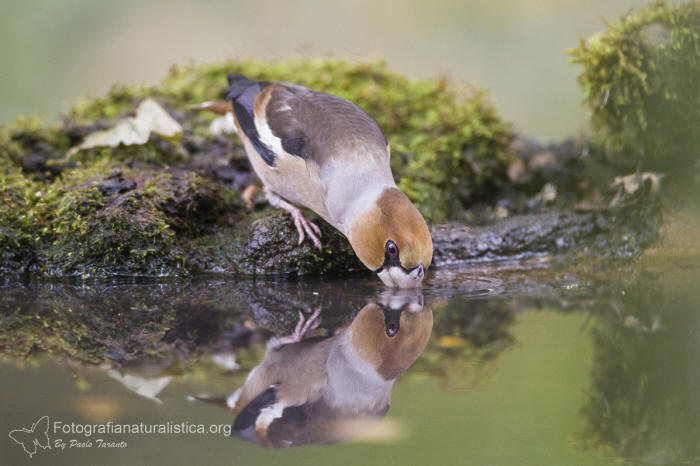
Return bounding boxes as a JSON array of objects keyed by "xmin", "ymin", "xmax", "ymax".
[{"xmin": 570, "ymin": 0, "xmax": 700, "ymax": 176}]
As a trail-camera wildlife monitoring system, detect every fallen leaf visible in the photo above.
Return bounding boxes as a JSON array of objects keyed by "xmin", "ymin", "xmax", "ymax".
[
  {"xmin": 612, "ymin": 172, "xmax": 664, "ymax": 194},
  {"xmin": 68, "ymin": 98, "xmax": 182, "ymax": 156},
  {"xmin": 536, "ymin": 182, "xmax": 558, "ymax": 203}
]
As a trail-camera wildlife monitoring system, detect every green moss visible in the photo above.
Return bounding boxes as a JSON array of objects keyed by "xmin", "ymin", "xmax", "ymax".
[
  {"xmin": 0, "ymin": 116, "xmax": 70, "ymax": 174},
  {"xmin": 47, "ymin": 186, "xmax": 174, "ymax": 278},
  {"xmin": 570, "ymin": 1, "xmax": 700, "ymax": 173},
  {"xmin": 0, "ymin": 174, "xmax": 44, "ymax": 270}
]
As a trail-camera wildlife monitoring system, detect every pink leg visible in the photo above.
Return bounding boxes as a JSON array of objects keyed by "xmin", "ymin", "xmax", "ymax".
[
  {"xmin": 278, "ymin": 307, "xmax": 322, "ymax": 345},
  {"xmin": 266, "ymin": 190, "xmax": 322, "ymax": 249}
]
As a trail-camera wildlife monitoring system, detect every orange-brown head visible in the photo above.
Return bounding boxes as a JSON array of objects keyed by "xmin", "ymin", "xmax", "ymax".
[
  {"xmin": 349, "ymin": 292, "xmax": 433, "ymax": 380},
  {"xmin": 349, "ymin": 188, "xmax": 433, "ymax": 288}
]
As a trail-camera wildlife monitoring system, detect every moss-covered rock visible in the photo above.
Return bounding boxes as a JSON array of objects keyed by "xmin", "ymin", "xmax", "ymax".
[
  {"xmin": 0, "ymin": 58, "xmax": 514, "ymax": 278},
  {"xmin": 0, "ymin": 162, "xmax": 364, "ymax": 277},
  {"xmin": 570, "ymin": 1, "xmax": 700, "ymax": 174}
]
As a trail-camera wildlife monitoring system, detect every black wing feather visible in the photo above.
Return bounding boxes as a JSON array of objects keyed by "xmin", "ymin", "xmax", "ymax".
[
  {"xmin": 226, "ymin": 75, "xmax": 276, "ymax": 166},
  {"xmin": 233, "ymin": 385, "xmax": 278, "ymax": 432}
]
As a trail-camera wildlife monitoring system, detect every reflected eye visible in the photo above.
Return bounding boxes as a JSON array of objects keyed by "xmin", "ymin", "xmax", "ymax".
[{"xmin": 385, "ymin": 240, "xmax": 398, "ymax": 258}]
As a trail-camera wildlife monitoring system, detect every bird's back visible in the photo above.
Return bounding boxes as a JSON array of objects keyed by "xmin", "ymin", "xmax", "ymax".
[{"xmin": 264, "ymin": 83, "xmax": 389, "ymax": 166}]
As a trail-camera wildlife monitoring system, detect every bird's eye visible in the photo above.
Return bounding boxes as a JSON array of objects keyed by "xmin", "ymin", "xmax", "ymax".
[{"xmin": 385, "ymin": 240, "xmax": 398, "ymax": 257}]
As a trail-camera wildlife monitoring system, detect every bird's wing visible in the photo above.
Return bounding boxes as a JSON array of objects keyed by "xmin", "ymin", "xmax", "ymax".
[
  {"xmin": 231, "ymin": 339, "xmax": 333, "ymax": 446},
  {"xmin": 232, "ymin": 339, "xmax": 331, "ymax": 432},
  {"xmin": 227, "ymin": 75, "xmax": 276, "ymax": 166},
  {"xmin": 228, "ymin": 75, "xmax": 390, "ymax": 169},
  {"xmin": 261, "ymin": 83, "xmax": 390, "ymax": 167}
]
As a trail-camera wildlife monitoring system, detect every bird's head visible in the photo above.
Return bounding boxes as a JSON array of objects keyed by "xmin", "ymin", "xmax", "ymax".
[
  {"xmin": 349, "ymin": 291, "xmax": 433, "ymax": 380},
  {"xmin": 349, "ymin": 188, "xmax": 433, "ymax": 288}
]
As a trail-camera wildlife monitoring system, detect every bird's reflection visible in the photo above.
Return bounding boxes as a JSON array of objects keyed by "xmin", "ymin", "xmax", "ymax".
[{"xmin": 197, "ymin": 290, "xmax": 432, "ymax": 448}]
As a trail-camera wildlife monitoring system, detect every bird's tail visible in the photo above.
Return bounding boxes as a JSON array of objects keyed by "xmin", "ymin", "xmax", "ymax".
[
  {"xmin": 224, "ymin": 73, "xmax": 276, "ymax": 166},
  {"xmin": 226, "ymin": 74, "xmax": 259, "ymax": 101}
]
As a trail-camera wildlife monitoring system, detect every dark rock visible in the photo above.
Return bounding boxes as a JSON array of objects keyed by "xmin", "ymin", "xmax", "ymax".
[
  {"xmin": 220, "ymin": 322, "xmax": 254, "ymax": 348},
  {"xmin": 21, "ymin": 152, "xmax": 63, "ymax": 180},
  {"xmin": 201, "ymin": 212, "xmax": 365, "ymax": 277},
  {"xmin": 163, "ymin": 304, "xmax": 223, "ymax": 346},
  {"xmin": 22, "ymin": 153, "xmax": 48, "ymax": 173},
  {"xmin": 433, "ymin": 212, "xmax": 593, "ymax": 266},
  {"xmin": 98, "ymin": 174, "xmax": 137, "ymax": 196},
  {"xmin": 432, "ymin": 183, "xmax": 661, "ymax": 266}
]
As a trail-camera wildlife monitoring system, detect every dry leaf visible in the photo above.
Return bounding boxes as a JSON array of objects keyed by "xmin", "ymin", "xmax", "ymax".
[
  {"xmin": 68, "ymin": 98, "xmax": 182, "ymax": 156},
  {"xmin": 612, "ymin": 172, "xmax": 664, "ymax": 194}
]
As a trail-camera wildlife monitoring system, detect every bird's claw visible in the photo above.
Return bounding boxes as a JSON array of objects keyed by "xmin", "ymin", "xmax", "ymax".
[
  {"xmin": 266, "ymin": 191, "xmax": 323, "ymax": 250},
  {"xmin": 278, "ymin": 307, "xmax": 322, "ymax": 345},
  {"xmin": 290, "ymin": 208, "xmax": 322, "ymax": 250}
]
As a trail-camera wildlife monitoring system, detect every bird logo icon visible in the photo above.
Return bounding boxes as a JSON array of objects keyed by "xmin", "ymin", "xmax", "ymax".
[{"xmin": 8, "ymin": 415, "xmax": 51, "ymax": 458}]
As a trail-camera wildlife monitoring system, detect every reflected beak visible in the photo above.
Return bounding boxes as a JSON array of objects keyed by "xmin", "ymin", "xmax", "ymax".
[
  {"xmin": 384, "ymin": 308, "xmax": 401, "ymax": 337},
  {"xmin": 377, "ymin": 264, "xmax": 425, "ymax": 289}
]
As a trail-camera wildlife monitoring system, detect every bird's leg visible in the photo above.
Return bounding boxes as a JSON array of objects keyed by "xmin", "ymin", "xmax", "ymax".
[
  {"xmin": 265, "ymin": 189, "xmax": 322, "ymax": 249},
  {"xmin": 242, "ymin": 184, "xmax": 259, "ymax": 210},
  {"xmin": 277, "ymin": 307, "xmax": 323, "ymax": 346}
]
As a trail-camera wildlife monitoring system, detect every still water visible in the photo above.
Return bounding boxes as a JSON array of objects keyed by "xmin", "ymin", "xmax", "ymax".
[{"xmin": 1, "ymin": 258, "xmax": 698, "ymax": 465}]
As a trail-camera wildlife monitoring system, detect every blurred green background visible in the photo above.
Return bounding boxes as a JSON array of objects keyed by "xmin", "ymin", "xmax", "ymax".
[{"xmin": 0, "ymin": 0, "xmax": 643, "ymax": 140}]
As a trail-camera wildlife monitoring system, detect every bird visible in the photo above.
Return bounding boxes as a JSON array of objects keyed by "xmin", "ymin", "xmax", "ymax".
[
  {"xmin": 192, "ymin": 291, "xmax": 432, "ymax": 447},
  {"xmin": 222, "ymin": 74, "xmax": 433, "ymax": 288}
]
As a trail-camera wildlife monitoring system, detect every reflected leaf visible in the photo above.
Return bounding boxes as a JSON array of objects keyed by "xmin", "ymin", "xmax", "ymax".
[
  {"xmin": 105, "ymin": 369, "xmax": 172, "ymax": 404},
  {"xmin": 211, "ymin": 352, "xmax": 240, "ymax": 371},
  {"xmin": 611, "ymin": 172, "xmax": 664, "ymax": 195},
  {"xmin": 436, "ymin": 335, "xmax": 468, "ymax": 348}
]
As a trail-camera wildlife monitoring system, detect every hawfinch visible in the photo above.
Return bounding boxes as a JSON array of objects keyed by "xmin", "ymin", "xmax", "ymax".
[
  {"xmin": 195, "ymin": 291, "xmax": 432, "ymax": 447},
  {"xmin": 225, "ymin": 75, "xmax": 433, "ymax": 288}
]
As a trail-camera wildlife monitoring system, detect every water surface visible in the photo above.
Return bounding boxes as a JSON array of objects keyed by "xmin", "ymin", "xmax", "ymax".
[{"xmin": 1, "ymin": 259, "xmax": 699, "ymax": 465}]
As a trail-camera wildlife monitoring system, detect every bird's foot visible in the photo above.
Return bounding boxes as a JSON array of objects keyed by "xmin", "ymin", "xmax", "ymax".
[
  {"xmin": 267, "ymin": 191, "xmax": 322, "ymax": 249},
  {"xmin": 288, "ymin": 206, "xmax": 323, "ymax": 250},
  {"xmin": 278, "ymin": 308, "xmax": 322, "ymax": 346}
]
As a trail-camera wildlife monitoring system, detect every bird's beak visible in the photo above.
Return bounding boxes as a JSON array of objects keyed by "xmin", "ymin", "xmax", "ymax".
[
  {"xmin": 377, "ymin": 264, "xmax": 425, "ymax": 289},
  {"xmin": 378, "ymin": 288, "xmax": 425, "ymax": 337},
  {"xmin": 383, "ymin": 307, "xmax": 401, "ymax": 337}
]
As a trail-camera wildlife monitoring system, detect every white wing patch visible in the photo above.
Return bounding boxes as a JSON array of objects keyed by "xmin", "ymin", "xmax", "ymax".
[
  {"xmin": 255, "ymin": 401, "xmax": 286, "ymax": 431},
  {"xmin": 254, "ymin": 115, "xmax": 285, "ymax": 157}
]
